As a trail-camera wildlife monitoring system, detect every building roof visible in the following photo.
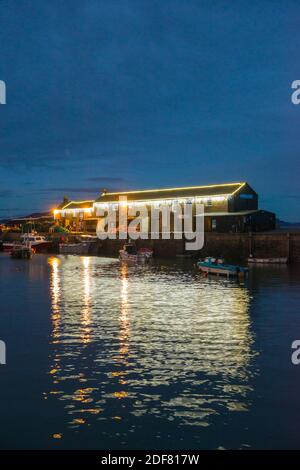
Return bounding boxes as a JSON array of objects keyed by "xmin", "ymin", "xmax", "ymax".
[
  {"xmin": 59, "ymin": 200, "xmax": 94, "ymax": 210},
  {"xmin": 196, "ymin": 210, "xmax": 258, "ymax": 217},
  {"xmin": 96, "ymin": 182, "xmax": 246, "ymax": 203}
]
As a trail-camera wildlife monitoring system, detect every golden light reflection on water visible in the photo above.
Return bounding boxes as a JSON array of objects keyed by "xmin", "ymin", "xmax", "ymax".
[
  {"xmin": 48, "ymin": 257, "xmax": 61, "ymax": 342},
  {"xmin": 46, "ymin": 256, "xmax": 255, "ymax": 433},
  {"xmin": 119, "ymin": 263, "xmax": 130, "ymax": 359},
  {"xmin": 48, "ymin": 257, "xmax": 62, "ymax": 391},
  {"xmin": 111, "ymin": 263, "xmax": 130, "ymax": 400},
  {"xmin": 81, "ymin": 256, "xmax": 92, "ymax": 344}
]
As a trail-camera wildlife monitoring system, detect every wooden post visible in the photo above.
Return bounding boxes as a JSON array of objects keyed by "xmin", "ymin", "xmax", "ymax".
[
  {"xmin": 287, "ymin": 232, "xmax": 290, "ymax": 262},
  {"xmin": 249, "ymin": 232, "xmax": 253, "ymax": 256}
]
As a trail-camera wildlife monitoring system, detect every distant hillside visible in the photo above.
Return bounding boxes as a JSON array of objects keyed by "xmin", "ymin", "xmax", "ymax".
[
  {"xmin": 0, "ymin": 211, "xmax": 52, "ymax": 224},
  {"xmin": 277, "ymin": 219, "xmax": 300, "ymax": 229}
]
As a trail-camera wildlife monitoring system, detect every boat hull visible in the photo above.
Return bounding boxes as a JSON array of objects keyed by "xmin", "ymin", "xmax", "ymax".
[
  {"xmin": 119, "ymin": 250, "xmax": 153, "ymax": 263},
  {"xmin": 248, "ymin": 257, "xmax": 288, "ymax": 264},
  {"xmin": 119, "ymin": 252, "xmax": 148, "ymax": 263},
  {"xmin": 1, "ymin": 241, "xmax": 53, "ymax": 253},
  {"xmin": 1, "ymin": 243, "xmax": 14, "ymax": 252},
  {"xmin": 32, "ymin": 242, "xmax": 53, "ymax": 253},
  {"xmin": 198, "ymin": 265, "xmax": 238, "ymax": 277},
  {"xmin": 198, "ymin": 261, "xmax": 248, "ymax": 277}
]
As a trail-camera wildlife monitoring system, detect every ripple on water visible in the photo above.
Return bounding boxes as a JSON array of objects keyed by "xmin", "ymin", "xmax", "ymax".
[{"xmin": 45, "ymin": 255, "xmax": 256, "ymax": 438}]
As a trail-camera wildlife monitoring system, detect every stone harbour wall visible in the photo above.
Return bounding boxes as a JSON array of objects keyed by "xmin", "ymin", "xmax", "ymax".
[{"xmin": 98, "ymin": 231, "xmax": 300, "ymax": 263}]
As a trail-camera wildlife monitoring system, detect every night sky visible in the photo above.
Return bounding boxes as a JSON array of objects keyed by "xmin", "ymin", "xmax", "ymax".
[{"xmin": 0, "ymin": 1, "xmax": 299, "ymax": 221}]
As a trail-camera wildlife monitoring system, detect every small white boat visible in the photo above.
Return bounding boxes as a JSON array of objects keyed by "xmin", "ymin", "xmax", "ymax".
[
  {"xmin": 1, "ymin": 239, "xmax": 26, "ymax": 252},
  {"xmin": 197, "ymin": 257, "xmax": 248, "ymax": 278},
  {"xmin": 20, "ymin": 233, "xmax": 52, "ymax": 252},
  {"xmin": 2, "ymin": 233, "xmax": 51, "ymax": 253},
  {"xmin": 1, "ymin": 241, "xmax": 19, "ymax": 252},
  {"xmin": 20, "ymin": 233, "xmax": 46, "ymax": 245},
  {"xmin": 248, "ymin": 256, "xmax": 288, "ymax": 264},
  {"xmin": 119, "ymin": 243, "xmax": 153, "ymax": 263}
]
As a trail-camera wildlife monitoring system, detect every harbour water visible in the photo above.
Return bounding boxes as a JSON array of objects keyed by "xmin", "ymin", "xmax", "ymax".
[{"xmin": 0, "ymin": 253, "xmax": 300, "ymax": 449}]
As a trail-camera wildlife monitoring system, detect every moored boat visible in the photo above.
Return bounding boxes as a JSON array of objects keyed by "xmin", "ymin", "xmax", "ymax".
[
  {"xmin": 197, "ymin": 257, "xmax": 248, "ymax": 278},
  {"xmin": 20, "ymin": 233, "xmax": 52, "ymax": 253},
  {"xmin": 248, "ymin": 256, "xmax": 288, "ymax": 264},
  {"xmin": 1, "ymin": 241, "xmax": 15, "ymax": 252},
  {"xmin": 119, "ymin": 243, "xmax": 153, "ymax": 263},
  {"xmin": 2, "ymin": 234, "xmax": 52, "ymax": 253}
]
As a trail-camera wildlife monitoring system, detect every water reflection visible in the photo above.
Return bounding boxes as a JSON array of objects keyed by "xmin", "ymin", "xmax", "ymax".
[
  {"xmin": 48, "ymin": 257, "xmax": 61, "ymax": 343},
  {"xmin": 46, "ymin": 256, "xmax": 255, "ymax": 435},
  {"xmin": 119, "ymin": 263, "xmax": 130, "ymax": 360},
  {"xmin": 109, "ymin": 264, "xmax": 131, "ymax": 403},
  {"xmin": 81, "ymin": 256, "xmax": 91, "ymax": 345}
]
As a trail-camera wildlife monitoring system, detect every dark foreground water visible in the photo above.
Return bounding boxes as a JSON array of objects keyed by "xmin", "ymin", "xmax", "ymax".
[{"xmin": 0, "ymin": 253, "xmax": 300, "ymax": 449}]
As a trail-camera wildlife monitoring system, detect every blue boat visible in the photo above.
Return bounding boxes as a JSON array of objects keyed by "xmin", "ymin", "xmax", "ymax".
[{"xmin": 197, "ymin": 257, "xmax": 248, "ymax": 278}]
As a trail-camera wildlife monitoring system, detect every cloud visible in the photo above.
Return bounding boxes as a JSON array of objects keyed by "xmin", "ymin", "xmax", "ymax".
[
  {"xmin": 0, "ymin": 190, "xmax": 12, "ymax": 197},
  {"xmin": 37, "ymin": 187, "xmax": 100, "ymax": 194},
  {"xmin": 36, "ymin": 181, "xmax": 130, "ymax": 195},
  {"xmin": 0, "ymin": 1, "xmax": 298, "ymax": 220},
  {"xmin": 87, "ymin": 176, "xmax": 128, "ymax": 183}
]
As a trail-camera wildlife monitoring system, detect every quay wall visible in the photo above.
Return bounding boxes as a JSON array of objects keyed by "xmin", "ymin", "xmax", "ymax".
[
  {"xmin": 2, "ymin": 231, "xmax": 300, "ymax": 263},
  {"xmin": 98, "ymin": 232, "xmax": 300, "ymax": 263}
]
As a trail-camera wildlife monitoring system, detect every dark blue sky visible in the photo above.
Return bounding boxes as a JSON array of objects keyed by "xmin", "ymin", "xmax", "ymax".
[{"xmin": 0, "ymin": 0, "xmax": 299, "ymax": 220}]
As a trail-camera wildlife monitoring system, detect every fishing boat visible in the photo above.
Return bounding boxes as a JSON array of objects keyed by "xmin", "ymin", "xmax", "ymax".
[
  {"xmin": 20, "ymin": 233, "xmax": 52, "ymax": 253},
  {"xmin": 119, "ymin": 243, "xmax": 153, "ymax": 263},
  {"xmin": 2, "ymin": 233, "xmax": 52, "ymax": 253},
  {"xmin": 197, "ymin": 257, "xmax": 248, "ymax": 278},
  {"xmin": 1, "ymin": 240, "xmax": 20, "ymax": 252}
]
